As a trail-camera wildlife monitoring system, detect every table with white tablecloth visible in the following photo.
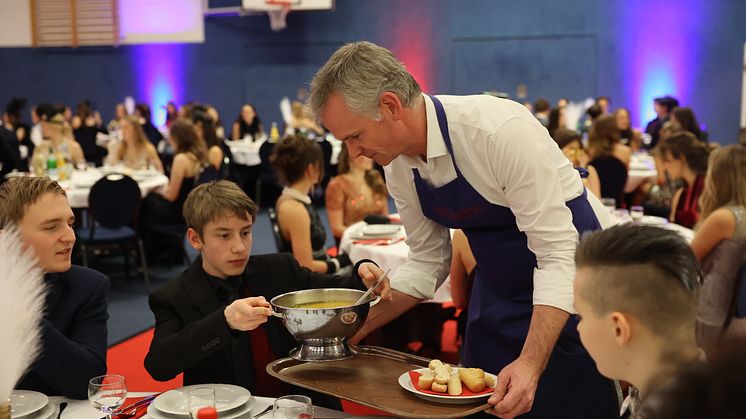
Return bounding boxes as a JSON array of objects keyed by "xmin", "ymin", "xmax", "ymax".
[
  {"xmin": 59, "ymin": 169, "xmax": 169, "ymax": 209},
  {"xmin": 50, "ymin": 392, "xmax": 354, "ymax": 418},
  {"xmin": 227, "ymin": 138, "xmax": 265, "ymax": 167},
  {"xmin": 625, "ymin": 152, "xmax": 658, "ymax": 193},
  {"xmin": 340, "ymin": 221, "xmax": 452, "ymax": 304}
]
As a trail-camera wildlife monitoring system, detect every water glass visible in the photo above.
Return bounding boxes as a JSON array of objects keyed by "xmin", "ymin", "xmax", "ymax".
[
  {"xmin": 188, "ymin": 387, "xmax": 216, "ymax": 418},
  {"xmin": 88, "ymin": 375, "xmax": 127, "ymax": 419},
  {"xmin": 600, "ymin": 198, "xmax": 616, "ymax": 214},
  {"xmin": 630, "ymin": 205, "xmax": 645, "ymax": 224},
  {"xmin": 273, "ymin": 395, "xmax": 313, "ymax": 419}
]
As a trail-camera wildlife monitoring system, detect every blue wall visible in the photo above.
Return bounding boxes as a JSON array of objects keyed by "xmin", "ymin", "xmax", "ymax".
[{"xmin": 1, "ymin": 0, "xmax": 744, "ymax": 142}]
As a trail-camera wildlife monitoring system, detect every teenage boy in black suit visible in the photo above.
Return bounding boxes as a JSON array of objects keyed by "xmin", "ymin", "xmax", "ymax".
[
  {"xmin": 144, "ymin": 180, "xmax": 390, "ymax": 398},
  {"xmin": 0, "ymin": 177, "xmax": 109, "ymax": 399}
]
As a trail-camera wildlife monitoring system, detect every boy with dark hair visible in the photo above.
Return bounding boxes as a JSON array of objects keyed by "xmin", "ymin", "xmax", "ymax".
[
  {"xmin": 0, "ymin": 177, "xmax": 109, "ymax": 399},
  {"xmin": 144, "ymin": 180, "xmax": 390, "ymax": 399},
  {"xmin": 574, "ymin": 224, "xmax": 702, "ymax": 418}
]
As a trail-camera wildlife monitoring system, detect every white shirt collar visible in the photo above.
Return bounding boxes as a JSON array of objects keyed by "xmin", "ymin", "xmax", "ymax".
[
  {"xmin": 423, "ymin": 94, "xmax": 449, "ymax": 161},
  {"xmin": 281, "ymin": 187, "xmax": 311, "ymax": 205}
]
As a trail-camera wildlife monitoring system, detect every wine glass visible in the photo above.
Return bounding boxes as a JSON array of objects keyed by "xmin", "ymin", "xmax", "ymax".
[
  {"xmin": 630, "ymin": 205, "xmax": 645, "ymax": 224},
  {"xmin": 273, "ymin": 395, "xmax": 313, "ymax": 419},
  {"xmin": 88, "ymin": 375, "xmax": 127, "ymax": 419}
]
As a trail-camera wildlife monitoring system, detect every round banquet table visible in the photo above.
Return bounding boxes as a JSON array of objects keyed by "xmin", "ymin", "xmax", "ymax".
[{"xmin": 59, "ymin": 168, "xmax": 169, "ymax": 209}]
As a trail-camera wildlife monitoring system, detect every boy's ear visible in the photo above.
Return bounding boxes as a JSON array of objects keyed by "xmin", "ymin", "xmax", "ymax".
[
  {"xmin": 186, "ymin": 227, "xmax": 203, "ymax": 251},
  {"xmin": 610, "ymin": 311, "xmax": 632, "ymax": 346}
]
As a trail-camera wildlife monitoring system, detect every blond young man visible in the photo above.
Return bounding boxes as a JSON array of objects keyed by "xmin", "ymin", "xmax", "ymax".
[
  {"xmin": 0, "ymin": 177, "xmax": 109, "ymax": 399},
  {"xmin": 574, "ymin": 224, "xmax": 703, "ymax": 418},
  {"xmin": 144, "ymin": 180, "xmax": 390, "ymax": 401}
]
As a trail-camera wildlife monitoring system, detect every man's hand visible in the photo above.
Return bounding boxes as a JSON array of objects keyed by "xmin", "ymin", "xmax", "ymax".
[
  {"xmin": 224, "ymin": 296, "xmax": 272, "ymax": 331},
  {"xmin": 357, "ymin": 262, "xmax": 392, "ymax": 300},
  {"xmin": 484, "ymin": 356, "xmax": 541, "ymax": 418}
]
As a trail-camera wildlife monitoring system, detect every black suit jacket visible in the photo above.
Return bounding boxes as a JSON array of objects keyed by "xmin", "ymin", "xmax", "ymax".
[
  {"xmin": 144, "ymin": 253, "xmax": 367, "ymax": 390},
  {"xmin": 17, "ymin": 266, "xmax": 110, "ymax": 399}
]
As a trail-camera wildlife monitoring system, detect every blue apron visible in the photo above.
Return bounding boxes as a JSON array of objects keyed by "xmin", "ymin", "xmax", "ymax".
[{"xmin": 412, "ymin": 96, "xmax": 617, "ymax": 418}]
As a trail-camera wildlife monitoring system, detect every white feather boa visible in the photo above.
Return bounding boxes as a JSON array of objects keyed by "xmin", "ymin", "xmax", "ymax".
[{"xmin": 0, "ymin": 228, "xmax": 47, "ymax": 402}]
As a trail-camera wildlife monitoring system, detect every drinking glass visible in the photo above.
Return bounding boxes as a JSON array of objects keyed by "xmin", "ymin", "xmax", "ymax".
[
  {"xmin": 630, "ymin": 205, "xmax": 644, "ymax": 224},
  {"xmin": 600, "ymin": 198, "xmax": 616, "ymax": 214},
  {"xmin": 273, "ymin": 395, "xmax": 313, "ymax": 419},
  {"xmin": 88, "ymin": 375, "xmax": 127, "ymax": 419},
  {"xmin": 188, "ymin": 387, "xmax": 216, "ymax": 418}
]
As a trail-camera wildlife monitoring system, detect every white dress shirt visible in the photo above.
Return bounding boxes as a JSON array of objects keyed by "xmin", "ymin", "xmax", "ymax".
[{"xmin": 384, "ymin": 94, "xmax": 607, "ymax": 314}]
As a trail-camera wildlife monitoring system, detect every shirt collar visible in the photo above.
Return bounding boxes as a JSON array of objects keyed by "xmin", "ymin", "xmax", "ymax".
[
  {"xmin": 423, "ymin": 94, "xmax": 450, "ymax": 161},
  {"xmin": 281, "ymin": 187, "xmax": 312, "ymax": 205}
]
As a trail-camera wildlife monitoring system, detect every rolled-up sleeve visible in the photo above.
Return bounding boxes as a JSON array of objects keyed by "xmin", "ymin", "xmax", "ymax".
[
  {"xmin": 384, "ymin": 162, "xmax": 451, "ymax": 300},
  {"xmin": 493, "ymin": 117, "xmax": 579, "ymax": 314}
]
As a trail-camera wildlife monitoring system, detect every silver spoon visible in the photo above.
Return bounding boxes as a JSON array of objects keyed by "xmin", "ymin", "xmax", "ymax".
[
  {"xmin": 354, "ymin": 268, "xmax": 390, "ymax": 306},
  {"xmin": 56, "ymin": 402, "xmax": 67, "ymax": 419}
]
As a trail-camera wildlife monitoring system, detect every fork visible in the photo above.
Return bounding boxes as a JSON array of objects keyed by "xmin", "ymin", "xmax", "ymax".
[{"xmin": 252, "ymin": 405, "xmax": 273, "ymax": 418}]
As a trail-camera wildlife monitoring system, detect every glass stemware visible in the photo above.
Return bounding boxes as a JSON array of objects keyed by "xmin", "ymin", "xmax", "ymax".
[{"xmin": 88, "ymin": 374, "xmax": 127, "ymax": 419}]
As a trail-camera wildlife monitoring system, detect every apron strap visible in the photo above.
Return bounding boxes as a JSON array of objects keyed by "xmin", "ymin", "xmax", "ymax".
[{"xmin": 427, "ymin": 95, "xmax": 465, "ymax": 178}]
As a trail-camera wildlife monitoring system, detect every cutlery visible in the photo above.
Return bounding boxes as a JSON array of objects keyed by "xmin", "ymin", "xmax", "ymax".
[
  {"xmin": 56, "ymin": 402, "xmax": 67, "ymax": 419},
  {"xmin": 354, "ymin": 268, "xmax": 391, "ymax": 305},
  {"xmin": 252, "ymin": 405, "xmax": 273, "ymax": 418},
  {"xmin": 99, "ymin": 395, "xmax": 156, "ymax": 419}
]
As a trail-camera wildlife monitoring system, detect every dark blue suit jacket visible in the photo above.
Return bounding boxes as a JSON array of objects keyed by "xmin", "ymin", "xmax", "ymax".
[{"xmin": 17, "ymin": 266, "xmax": 109, "ymax": 399}]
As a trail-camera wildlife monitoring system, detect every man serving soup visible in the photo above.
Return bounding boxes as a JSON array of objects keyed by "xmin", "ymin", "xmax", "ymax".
[{"xmin": 144, "ymin": 180, "xmax": 390, "ymax": 406}]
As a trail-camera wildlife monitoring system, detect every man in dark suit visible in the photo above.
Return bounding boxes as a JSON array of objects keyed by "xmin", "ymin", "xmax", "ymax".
[
  {"xmin": 0, "ymin": 121, "xmax": 21, "ymax": 182},
  {"xmin": 0, "ymin": 177, "xmax": 109, "ymax": 399},
  {"xmin": 144, "ymin": 180, "xmax": 390, "ymax": 399}
]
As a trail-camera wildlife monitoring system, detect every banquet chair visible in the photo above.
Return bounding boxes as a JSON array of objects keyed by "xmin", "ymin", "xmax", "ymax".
[
  {"xmin": 76, "ymin": 173, "xmax": 150, "ymax": 289},
  {"xmin": 255, "ymin": 141, "xmax": 281, "ymax": 209},
  {"xmin": 733, "ymin": 264, "xmax": 746, "ymax": 318},
  {"xmin": 148, "ymin": 167, "xmax": 220, "ymax": 267},
  {"xmin": 267, "ymin": 207, "xmax": 288, "ymax": 253},
  {"xmin": 589, "ymin": 156, "xmax": 628, "ymax": 205}
]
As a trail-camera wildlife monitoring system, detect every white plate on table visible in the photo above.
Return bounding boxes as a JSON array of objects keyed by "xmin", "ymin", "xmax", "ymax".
[
  {"xmin": 355, "ymin": 224, "xmax": 402, "ymax": 238},
  {"xmin": 9, "ymin": 390, "xmax": 48, "ymax": 418},
  {"xmin": 153, "ymin": 384, "xmax": 252, "ymax": 415},
  {"xmin": 398, "ymin": 368, "xmax": 495, "ymax": 405},
  {"xmin": 148, "ymin": 396, "xmax": 254, "ymax": 419},
  {"xmin": 639, "ymin": 215, "xmax": 668, "ymax": 226}
]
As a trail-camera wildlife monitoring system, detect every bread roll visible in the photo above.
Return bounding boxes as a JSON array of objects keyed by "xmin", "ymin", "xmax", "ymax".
[
  {"xmin": 459, "ymin": 368, "xmax": 486, "ymax": 393},
  {"xmin": 418, "ymin": 370, "xmax": 434, "ymax": 390},
  {"xmin": 431, "ymin": 382, "xmax": 448, "ymax": 393},
  {"xmin": 447, "ymin": 371, "xmax": 462, "ymax": 396},
  {"xmin": 485, "ymin": 374, "xmax": 496, "ymax": 388}
]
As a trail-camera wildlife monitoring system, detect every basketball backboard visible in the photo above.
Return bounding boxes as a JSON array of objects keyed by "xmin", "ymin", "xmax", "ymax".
[{"xmin": 242, "ymin": 0, "xmax": 333, "ymax": 12}]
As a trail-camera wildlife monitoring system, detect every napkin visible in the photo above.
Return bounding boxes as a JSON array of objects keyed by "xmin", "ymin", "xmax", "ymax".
[{"xmin": 408, "ymin": 370, "xmax": 493, "ymax": 396}]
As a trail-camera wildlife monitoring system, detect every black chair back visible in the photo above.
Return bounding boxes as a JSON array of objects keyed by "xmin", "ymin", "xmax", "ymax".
[
  {"xmin": 589, "ymin": 156, "xmax": 628, "ymax": 204},
  {"xmin": 259, "ymin": 141, "xmax": 275, "ymax": 175},
  {"xmin": 267, "ymin": 207, "xmax": 288, "ymax": 253},
  {"xmin": 88, "ymin": 173, "xmax": 141, "ymax": 229},
  {"xmin": 735, "ymin": 265, "xmax": 746, "ymax": 318},
  {"xmin": 195, "ymin": 165, "xmax": 221, "ymax": 186}
]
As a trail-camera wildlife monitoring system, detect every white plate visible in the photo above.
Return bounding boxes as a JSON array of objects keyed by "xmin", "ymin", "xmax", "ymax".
[
  {"xmin": 639, "ymin": 215, "xmax": 668, "ymax": 226},
  {"xmin": 22, "ymin": 401, "xmax": 56, "ymax": 419},
  {"xmin": 153, "ymin": 384, "xmax": 252, "ymax": 415},
  {"xmin": 9, "ymin": 390, "xmax": 48, "ymax": 418},
  {"xmin": 148, "ymin": 396, "xmax": 254, "ymax": 419},
  {"xmin": 355, "ymin": 224, "xmax": 402, "ymax": 238},
  {"xmin": 398, "ymin": 368, "xmax": 495, "ymax": 405}
]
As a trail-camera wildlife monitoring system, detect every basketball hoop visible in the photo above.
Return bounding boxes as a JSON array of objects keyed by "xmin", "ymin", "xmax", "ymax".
[{"xmin": 266, "ymin": 0, "xmax": 296, "ymax": 31}]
